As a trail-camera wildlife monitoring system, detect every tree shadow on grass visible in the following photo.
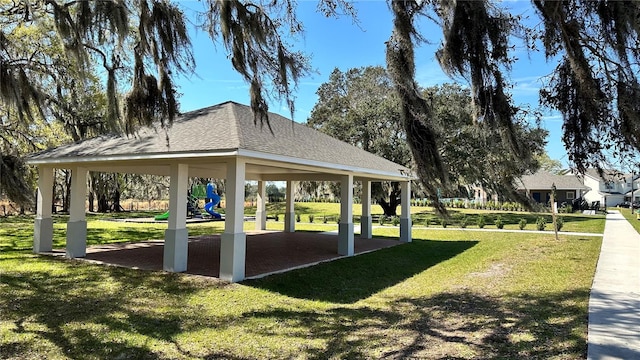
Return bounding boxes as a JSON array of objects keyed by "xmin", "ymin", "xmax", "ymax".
[
  {"xmin": 0, "ymin": 262, "xmax": 595, "ymax": 360},
  {"xmin": 241, "ymin": 289, "xmax": 591, "ymax": 359},
  {"xmin": 1, "ymin": 247, "xmax": 596, "ymax": 359},
  {"xmin": 0, "ymin": 261, "xmax": 211, "ymax": 359},
  {"xmin": 244, "ymin": 238, "xmax": 478, "ymax": 304}
]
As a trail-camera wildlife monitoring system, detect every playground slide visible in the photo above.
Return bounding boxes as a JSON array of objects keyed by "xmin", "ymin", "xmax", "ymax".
[
  {"xmin": 154, "ymin": 211, "xmax": 170, "ymax": 221},
  {"xmin": 204, "ymin": 183, "xmax": 222, "ymax": 219},
  {"xmin": 154, "ymin": 183, "xmax": 222, "ymax": 221},
  {"xmin": 204, "ymin": 202, "xmax": 222, "ymax": 219}
]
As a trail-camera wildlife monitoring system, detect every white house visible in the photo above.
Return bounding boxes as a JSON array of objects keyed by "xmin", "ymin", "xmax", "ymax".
[{"xmin": 579, "ymin": 168, "xmax": 640, "ymax": 207}]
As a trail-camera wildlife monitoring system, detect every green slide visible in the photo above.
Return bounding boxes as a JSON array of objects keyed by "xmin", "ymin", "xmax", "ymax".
[{"xmin": 154, "ymin": 211, "xmax": 170, "ymax": 221}]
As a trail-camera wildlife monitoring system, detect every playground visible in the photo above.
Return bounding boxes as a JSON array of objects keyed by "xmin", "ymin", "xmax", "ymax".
[{"xmin": 153, "ymin": 182, "xmax": 222, "ymax": 221}]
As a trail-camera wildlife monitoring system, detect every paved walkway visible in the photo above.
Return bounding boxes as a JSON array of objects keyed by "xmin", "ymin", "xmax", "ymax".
[
  {"xmin": 66, "ymin": 231, "xmax": 400, "ymax": 281},
  {"xmin": 588, "ymin": 210, "xmax": 640, "ymax": 359}
]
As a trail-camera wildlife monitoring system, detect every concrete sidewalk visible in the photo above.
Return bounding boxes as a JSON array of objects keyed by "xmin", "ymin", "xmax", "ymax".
[{"xmin": 588, "ymin": 210, "xmax": 640, "ymax": 359}]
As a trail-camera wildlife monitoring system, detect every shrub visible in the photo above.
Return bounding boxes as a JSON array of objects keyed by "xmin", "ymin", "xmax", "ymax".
[
  {"xmin": 308, "ymin": 214, "xmax": 314, "ymax": 223},
  {"xmin": 519, "ymin": 218, "xmax": 527, "ymax": 230},
  {"xmin": 495, "ymin": 215, "xmax": 504, "ymax": 229},
  {"xmin": 536, "ymin": 216, "xmax": 546, "ymax": 231},
  {"xmin": 477, "ymin": 215, "xmax": 486, "ymax": 229},
  {"xmin": 392, "ymin": 216, "xmax": 400, "ymax": 226},
  {"xmin": 555, "ymin": 216, "xmax": 564, "ymax": 231},
  {"xmin": 460, "ymin": 216, "xmax": 468, "ymax": 228},
  {"xmin": 296, "ymin": 213, "xmax": 301, "ymax": 222}
]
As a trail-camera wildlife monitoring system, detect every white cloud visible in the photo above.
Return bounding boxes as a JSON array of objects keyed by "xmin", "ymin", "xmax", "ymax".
[
  {"xmin": 511, "ymin": 75, "xmax": 545, "ymax": 98},
  {"xmin": 541, "ymin": 114, "xmax": 563, "ymax": 123}
]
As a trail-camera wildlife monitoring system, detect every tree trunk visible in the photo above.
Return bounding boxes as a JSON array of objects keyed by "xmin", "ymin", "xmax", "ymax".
[
  {"xmin": 112, "ymin": 189, "xmax": 122, "ymax": 212},
  {"xmin": 50, "ymin": 183, "xmax": 55, "ymax": 213},
  {"xmin": 377, "ymin": 183, "xmax": 401, "ymax": 216},
  {"xmin": 378, "ymin": 198, "xmax": 398, "ymax": 217},
  {"xmin": 62, "ymin": 170, "xmax": 71, "ymax": 213},
  {"xmin": 97, "ymin": 193, "xmax": 109, "ymax": 212},
  {"xmin": 88, "ymin": 191, "xmax": 95, "ymax": 212}
]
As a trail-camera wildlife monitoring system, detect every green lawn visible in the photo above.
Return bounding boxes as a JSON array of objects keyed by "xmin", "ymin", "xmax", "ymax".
[
  {"xmin": 0, "ymin": 205, "xmax": 606, "ymax": 359},
  {"xmin": 248, "ymin": 202, "xmax": 605, "ymax": 233},
  {"xmin": 617, "ymin": 207, "xmax": 640, "ymax": 233}
]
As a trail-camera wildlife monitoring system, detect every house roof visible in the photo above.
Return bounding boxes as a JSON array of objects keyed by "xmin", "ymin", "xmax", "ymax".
[
  {"xmin": 27, "ymin": 101, "xmax": 411, "ymax": 181},
  {"xmin": 625, "ymin": 189, "xmax": 640, "ymax": 196},
  {"xmin": 517, "ymin": 170, "xmax": 589, "ymax": 191},
  {"xmin": 583, "ymin": 168, "xmax": 626, "ymax": 182}
]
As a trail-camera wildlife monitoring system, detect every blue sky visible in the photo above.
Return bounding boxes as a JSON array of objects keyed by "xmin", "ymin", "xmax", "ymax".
[{"xmin": 176, "ymin": 1, "xmax": 567, "ymax": 165}]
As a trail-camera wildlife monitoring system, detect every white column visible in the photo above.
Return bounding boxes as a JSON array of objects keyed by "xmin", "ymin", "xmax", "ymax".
[
  {"xmin": 66, "ymin": 167, "xmax": 87, "ymax": 258},
  {"xmin": 338, "ymin": 174, "xmax": 354, "ymax": 256},
  {"xmin": 163, "ymin": 163, "xmax": 189, "ymax": 272},
  {"xmin": 220, "ymin": 158, "xmax": 246, "ymax": 282},
  {"xmin": 284, "ymin": 180, "xmax": 295, "ymax": 233},
  {"xmin": 360, "ymin": 180, "xmax": 372, "ymax": 239},
  {"xmin": 255, "ymin": 180, "xmax": 266, "ymax": 231},
  {"xmin": 34, "ymin": 166, "xmax": 54, "ymax": 253},
  {"xmin": 400, "ymin": 180, "xmax": 412, "ymax": 243}
]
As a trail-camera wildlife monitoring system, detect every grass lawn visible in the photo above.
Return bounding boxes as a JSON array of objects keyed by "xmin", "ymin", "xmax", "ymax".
[
  {"xmin": 617, "ymin": 207, "xmax": 640, "ymax": 234},
  {"xmin": 248, "ymin": 202, "xmax": 605, "ymax": 233},
  {"xmin": 0, "ymin": 205, "xmax": 605, "ymax": 359}
]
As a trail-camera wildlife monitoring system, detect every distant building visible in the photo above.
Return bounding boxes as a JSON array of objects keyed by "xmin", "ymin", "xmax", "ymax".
[
  {"xmin": 517, "ymin": 170, "xmax": 590, "ymax": 204},
  {"xmin": 577, "ymin": 168, "xmax": 640, "ymax": 207}
]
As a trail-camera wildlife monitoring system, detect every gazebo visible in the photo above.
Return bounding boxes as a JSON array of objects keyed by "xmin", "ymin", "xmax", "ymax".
[{"xmin": 28, "ymin": 101, "xmax": 413, "ymax": 282}]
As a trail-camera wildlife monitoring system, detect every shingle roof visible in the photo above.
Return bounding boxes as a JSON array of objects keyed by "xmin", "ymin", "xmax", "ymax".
[
  {"xmin": 583, "ymin": 168, "xmax": 626, "ymax": 182},
  {"xmin": 517, "ymin": 170, "xmax": 589, "ymax": 190},
  {"xmin": 28, "ymin": 101, "xmax": 410, "ymax": 178}
]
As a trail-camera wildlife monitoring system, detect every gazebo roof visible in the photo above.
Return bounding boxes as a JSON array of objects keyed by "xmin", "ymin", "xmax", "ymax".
[{"xmin": 28, "ymin": 101, "xmax": 411, "ymax": 181}]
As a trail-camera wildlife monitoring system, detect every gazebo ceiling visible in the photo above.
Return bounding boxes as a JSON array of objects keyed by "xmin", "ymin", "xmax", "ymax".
[{"xmin": 28, "ymin": 101, "xmax": 411, "ymax": 182}]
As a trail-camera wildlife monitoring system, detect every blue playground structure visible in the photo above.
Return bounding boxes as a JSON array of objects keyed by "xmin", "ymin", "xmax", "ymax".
[
  {"xmin": 204, "ymin": 182, "xmax": 222, "ymax": 219},
  {"xmin": 154, "ymin": 182, "xmax": 221, "ymax": 221}
]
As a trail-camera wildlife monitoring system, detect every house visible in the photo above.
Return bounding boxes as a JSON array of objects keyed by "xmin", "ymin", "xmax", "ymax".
[
  {"xmin": 579, "ymin": 168, "xmax": 640, "ymax": 207},
  {"xmin": 517, "ymin": 170, "xmax": 590, "ymax": 204}
]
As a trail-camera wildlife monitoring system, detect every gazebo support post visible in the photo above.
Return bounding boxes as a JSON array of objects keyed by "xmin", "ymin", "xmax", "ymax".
[
  {"xmin": 66, "ymin": 166, "xmax": 88, "ymax": 258},
  {"xmin": 284, "ymin": 180, "xmax": 295, "ymax": 233},
  {"xmin": 338, "ymin": 174, "xmax": 354, "ymax": 256},
  {"xmin": 34, "ymin": 166, "xmax": 54, "ymax": 253},
  {"xmin": 255, "ymin": 180, "xmax": 266, "ymax": 231},
  {"xmin": 360, "ymin": 180, "xmax": 372, "ymax": 239},
  {"xmin": 220, "ymin": 158, "xmax": 246, "ymax": 282},
  {"xmin": 163, "ymin": 163, "xmax": 189, "ymax": 272},
  {"xmin": 400, "ymin": 180, "xmax": 412, "ymax": 243}
]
